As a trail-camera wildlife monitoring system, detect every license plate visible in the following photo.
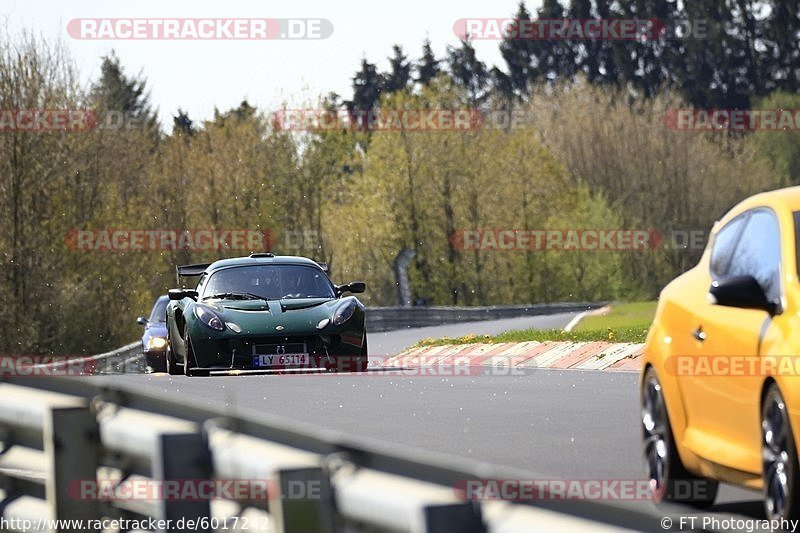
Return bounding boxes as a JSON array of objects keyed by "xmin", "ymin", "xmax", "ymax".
[
  {"xmin": 252, "ymin": 343, "xmax": 308, "ymax": 367},
  {"xmin": 253, "ymin": 354, "xmax": 308, "ymax": 367}
]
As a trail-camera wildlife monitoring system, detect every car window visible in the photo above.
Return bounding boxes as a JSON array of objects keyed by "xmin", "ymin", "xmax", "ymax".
[
  {"xmin": 148, "ymin": 297, "xmax": 169, "ymax": 323},
  {"xmin": 726, "ymin": 209, "xmax": 782, "ymax": 302},
  {"xmin": 709, "ymin": 215, "xmax": 747, "ymax": 278},
  {"xmin": 202, "ymin": 265, "xmax": 336, "ymax": 300}
]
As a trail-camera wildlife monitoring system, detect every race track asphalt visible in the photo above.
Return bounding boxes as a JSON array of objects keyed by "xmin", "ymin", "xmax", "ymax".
[{"xmin": 90, "ymin": 312, "xmax": 766, "ymax": 530}]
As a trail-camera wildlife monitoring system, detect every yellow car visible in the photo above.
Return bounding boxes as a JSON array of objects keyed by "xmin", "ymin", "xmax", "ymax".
[{"xmin": 642, "ymin": 186, "xmax": 800, "ymax": 520}]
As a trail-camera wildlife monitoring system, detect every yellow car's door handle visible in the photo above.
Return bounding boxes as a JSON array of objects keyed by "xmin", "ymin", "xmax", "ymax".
[{"xmin": 692, "ymin": 327, "xmax": 707, "ymax": 342}]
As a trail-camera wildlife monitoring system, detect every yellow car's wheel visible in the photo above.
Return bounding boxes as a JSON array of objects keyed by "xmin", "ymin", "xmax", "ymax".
[
  {"xmin": 642, "ymin": 367, "xmax": 718, "ymax": 507},
  {"xmin": 762, "ymin": 384, "xmax": 800, "ymax": 521}
]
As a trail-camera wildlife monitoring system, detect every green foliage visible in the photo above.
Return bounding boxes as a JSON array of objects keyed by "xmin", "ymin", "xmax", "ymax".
[
  {"xmin": 0, "ymin": 27, "xmax": 793, "ymax": 355},
  {"xmin": 748, "ymin": 92, "xmax": 800, "ymax": 186},
  {"xmin": 574, "ymin": 301, "xmax": 657, "ymax": 332}
]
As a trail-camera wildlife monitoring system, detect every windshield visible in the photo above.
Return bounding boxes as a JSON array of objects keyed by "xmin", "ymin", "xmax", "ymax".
[
  {"xmin": 148, "ymin": 297, "xmax": 169, "ymax": 323},
  {"xmin": 201, "ymin": 265, "xmax": 335, "ymax": 301}
]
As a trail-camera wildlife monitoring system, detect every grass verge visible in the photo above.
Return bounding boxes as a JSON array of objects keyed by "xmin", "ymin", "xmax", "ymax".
[
  {"xmin": 574, "ymin": 301, "xmax": 656, "ymax": 332},
  {"xmin": 415, "ymin": 301, "xmax": 656, "ymax": 347}
]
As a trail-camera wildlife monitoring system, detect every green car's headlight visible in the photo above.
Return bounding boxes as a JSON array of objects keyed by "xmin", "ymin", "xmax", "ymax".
[
  {"xmin": 195, "ymin": 305, "xmax": 225, "ymax": 331},
  {"xmin": 332, "ymin": 299, "xmax": 357, "ymax": 326}
]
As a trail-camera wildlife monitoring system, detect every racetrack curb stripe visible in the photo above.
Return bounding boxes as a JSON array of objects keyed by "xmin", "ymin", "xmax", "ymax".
[
  {"xmin": 575, "ymin": 343, "xmax": 643, "ymax": 370},
  {"xmin": 386, "ymin": 341, "xmax": 645, "ymax": 372},
  {"xmin": 548, "ymin": 341, "xmax": 612, "ymax": 369}
]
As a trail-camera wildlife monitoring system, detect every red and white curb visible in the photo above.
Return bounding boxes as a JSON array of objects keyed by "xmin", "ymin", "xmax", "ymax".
[{"xmin": 384, "ymin": 341, "xmax": 644, "ymax": 372}]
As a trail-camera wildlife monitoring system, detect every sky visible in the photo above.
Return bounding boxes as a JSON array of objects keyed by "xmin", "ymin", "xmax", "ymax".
[{"xmin": 4, "ymin": 0, "xmax": 538, "ymax": 129}]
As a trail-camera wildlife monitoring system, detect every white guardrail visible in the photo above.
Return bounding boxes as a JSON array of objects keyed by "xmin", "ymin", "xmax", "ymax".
[{"xmin": 0, "ymin": 350, "xmax": 652, "ymax": 533}]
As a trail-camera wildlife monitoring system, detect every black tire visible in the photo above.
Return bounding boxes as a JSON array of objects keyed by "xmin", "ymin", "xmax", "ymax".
[
  {"xmin": 356, "ymin": 337, "xmax": 369, "ymax": 372},
  {"xmin": 761, "ymin": 383, "xmax": 800, "ymax": 522},
  {"xmin": 642, "ymin": 367, "xmax": 718, "ymax": 507},
  {"xmin": 183, "ymin": 332, "xmax": 209, "ymax": 377},
  {"xmin": 166, "ymin": 335, "xmax": 181, "ymax": 375}
]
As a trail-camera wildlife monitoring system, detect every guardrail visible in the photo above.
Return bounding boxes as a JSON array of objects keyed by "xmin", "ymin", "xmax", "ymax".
[
  {"xmin": 0, "ymin": 375, "xmax": 654, "ymax": 532},
  {"xmin": 365, "ymin": 302, "xmax": 605, "ymax": 332},
  {"xmin": 28, "ymin": 342, "xmax": 142, "ymax": 376}
]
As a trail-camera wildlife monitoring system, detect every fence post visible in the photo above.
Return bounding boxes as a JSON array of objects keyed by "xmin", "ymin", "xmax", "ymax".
[
  {"xmin": 44, "ymin": 406, "xmax": 101, "ymax": 530},
  {"xmin": 270, "ymin": 466, "xmax": 334, "ymax": 533},
  {"xmin": 153, "ymin": 433, "xmax": 212, "ymax": 533}
]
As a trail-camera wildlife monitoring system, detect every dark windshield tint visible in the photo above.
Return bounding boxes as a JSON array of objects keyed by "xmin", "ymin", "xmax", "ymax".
[
  {"xmin": 202, "ymin": 265, "xmax": 335, "ymax": 300},
  {"xmin": 149, "ymin": 296, "xmax": 169, "ymax": 323}
]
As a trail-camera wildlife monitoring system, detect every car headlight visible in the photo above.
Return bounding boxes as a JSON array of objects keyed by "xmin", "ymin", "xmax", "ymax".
[
  {"xmin": 194, "ymin": 305, "xmax": 225, "ymax": 331},
  {"xmin": 147, "ymin": 337, "xmax": 167, "ymax": 350},
  {"xmin": 332, "ymin": 299, "xmax": 357, "ymax": 326}
]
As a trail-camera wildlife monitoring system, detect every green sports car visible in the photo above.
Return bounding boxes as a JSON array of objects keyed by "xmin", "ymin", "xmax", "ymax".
[{"xmin": 165, "ymin": 253, "xmax": 367, "ymax": 376}]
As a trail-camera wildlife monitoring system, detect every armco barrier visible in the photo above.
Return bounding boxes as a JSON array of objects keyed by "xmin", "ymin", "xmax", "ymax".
[
  {"xmin": 365, "ymin": 302, "xmax": 605, "ymax": 332},
  {"xmin": 28, "ymin": 341, "xmax": 142, "ymax": 375},
  {"xmin": 0, "ymin": 375, "xmax": 657, "ymax": 532}
]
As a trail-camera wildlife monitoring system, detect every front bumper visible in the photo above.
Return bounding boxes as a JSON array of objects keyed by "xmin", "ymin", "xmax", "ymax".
[{"xmin": 189, "ymin": 331, "xmax": 365, "ymax": 370}]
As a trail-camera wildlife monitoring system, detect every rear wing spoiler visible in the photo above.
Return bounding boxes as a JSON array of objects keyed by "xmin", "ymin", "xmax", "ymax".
[
  {"xmin": 175, "ymin": 263, "xmax": 211, "ymax": 285},
  {"xmin": 177, "ymin": 263, "xmax": 211, "ymax": 277}
]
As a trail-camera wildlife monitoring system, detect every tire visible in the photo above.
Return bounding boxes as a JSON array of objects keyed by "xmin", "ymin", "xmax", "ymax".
[
  {"xmin": 183, "ymin": 332, "xmax": 209, "ymax": 377},
  {"xmin": 356, "ymin": 337, "xmax": 369, "ymax": 372},
  {"xmin": 166, "ymin": 335, "xmax": 181, "ymax": 375},
  {"xmin": 336, "ymin": 338, "xmax": 369, "ymax": 373},
  {"xmin": 761, "ymin": 383, "xmax": 800, "ymax": 521},
  {"xmin": 642, "ymin": 367, "xmax": 718, "ymax": 507}
]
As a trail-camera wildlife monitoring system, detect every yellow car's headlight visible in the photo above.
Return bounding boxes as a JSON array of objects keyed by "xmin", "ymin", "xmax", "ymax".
[{"xmin": 147, "ymin": 337, "xmax": 167, "ymax": 350}]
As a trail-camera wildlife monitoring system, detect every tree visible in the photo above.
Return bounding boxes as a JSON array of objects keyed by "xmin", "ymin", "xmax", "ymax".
[
  {"xmin": 530, "ymin": 0, "xmax": 576, "ymax": 83},
  {"xmin": 347, "ymin": 58, "xmax": 383, "ymax": 129},
  {"xmin": 675, "ymin": 0, "xmax": 752, "ymax": 108},
  {"xmin": 416, "ymin": 39, "xmax": 440, "ymax": 86},
  {"xmin": 498, "ymin": 1, "xmax": 537, "ymax": 98},
  {"xmin": 91, "ymin": 52, "xmax": 157, "ymax": 128},
  {"xmin": 757, "ymin": 0, "xmax": 800, "ymax": 94},
  {"xmin": 172, "ymin": 108, "xmax": 194, "ymax": 136},
  {"xmin": 446, "ymin": 39, "xmax": 489, "ymax": 105},
  {"xmin": 384, "ymin": 45, "xmax": 411, "ymax": 93}
]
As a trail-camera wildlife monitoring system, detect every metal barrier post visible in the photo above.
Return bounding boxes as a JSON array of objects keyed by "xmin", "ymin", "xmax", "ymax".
[
  {"xmin": 270, "ymin": 467, "xmax": 334, "ymax": 533},
  {"xmin": 45, "ymin": 405, "xmax": 101, "ymax": 531},
  {"xmin": 153, "ymin": 433, "xmax": 211, "ymax": 533}
]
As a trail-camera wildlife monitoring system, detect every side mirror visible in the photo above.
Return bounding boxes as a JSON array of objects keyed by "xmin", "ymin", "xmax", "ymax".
[
  {"xmin": 169, "ymin": 288, "xmax": 198, "ymax": 301},
  {"xmin": 339, "ymin": 281, "xmax": 366, "ymax": 294},
  {"xmin": 136, "ymin": 316, "xmax": 148, "ymax": 326},
  {"xmin": 708, "ymin": 275, "xmax": 777, "ymax": 315},
  {"xmin": 348, "ymin": 281, "xmax": 366, "ymax": 294}
]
